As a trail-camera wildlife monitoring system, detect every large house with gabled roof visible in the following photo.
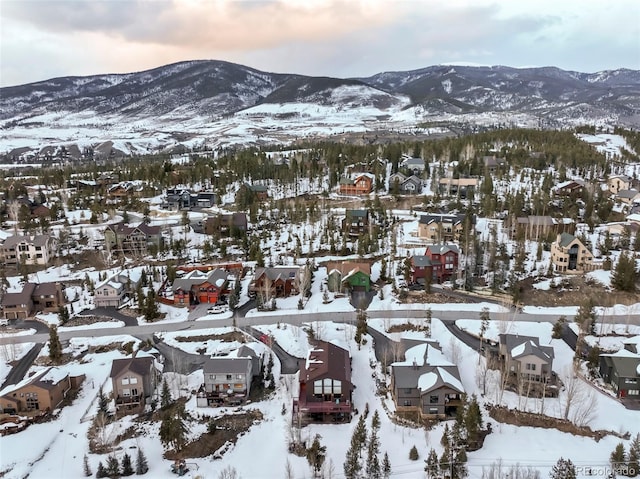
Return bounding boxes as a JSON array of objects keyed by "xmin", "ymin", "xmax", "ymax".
[
  {"xmin": 599, "ymin": 336, "xmax": 640, "ymax": 401},
  {"xmin": 424, "ymin": 244, "xmax": 459, "ymax": 282},
  {"xmin": 110, "ymin": 354, "xmax": 159, "ymax": 415},
  {"xmin": 499, "ymin": 334, "xmax": 555, "ymax": 383},
  {"xmin": 171, "ymin": 268, "xmax": 229, "ymax": 306},
  {"xmin": 550, "ymin": 232, "xmax": 601, "ymax": 273},
  {"xmin": 390, "ymin": 340, "xmax": 464, "ymax": 419},
  {"xmin": 293, "ymin": 341, "xmax": 353, "ymax": 423},
  {"xmin": 103, "ymin": 222, "xmax": 162, "ymax": 256}
]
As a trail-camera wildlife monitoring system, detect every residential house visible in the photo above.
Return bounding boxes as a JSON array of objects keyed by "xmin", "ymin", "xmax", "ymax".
[
  {"xmin": 94, "ymin": 273, "xmax": 138, "ymax": 308},
  {"xmin": 341, "ymin": 209, "xmax": 370, "ymax": 237},
  {"xmin": 390, "ymin": 341, "xmax": 464, "ymax": 419},
  {"xmin": 438, "ymin": 177, "xmax": 478, "ymax": 198},
  {"xmin": 236, "ymin": 183, "xmax": 269, "ymax": 204},
  {"xmin": 103, "ymin": 222, "xmax": 162, "ymax": 256},
  {"xmin": 204, "ymin": 213, "xmax": 248, "ymax": 237},
  {"xmin": 608, "ymin": 175, "xmax": 633, "ymax": 195},
  {"xmin": 599, "ymin": 336, "xmax": 640, "ymax": 401},
  {"xmin": 389, "ymin": 173, "xmax": 423, "ymax": 194},
  {"xmin": 110, "ymin": 355, "xmax": 158, "ymax": 415},
  {"xmin": 325, "ymin": 261, "xmax": 371, "ymax": 293},
  {"xmin": 106, "ymin": 181, "xmax": 145, "ymax": 203},
  {"xmin": 171, "ymin": 268, "xmax": 229, "ymax": 306},
  {"xmin": 197, "ymin": 345, "xmax": 262, "ymax": 406},
  {"xmin": 409, "ymin": 255, "xmax": 433, "ymax": 284},
  {"xmin": 1, "ymin": 235, "xmax": 56, "ymax": 267},
  {"xmin": 417, "ymin": 214, "xmax": 470, "ymax": 242},
  {"xmin": 424, "ymin": 244, "xmax": 459, "ymax": 282},
  {"xmin": 400, "ymin": 157, "xmax": 426, "ymax": 175},
  {"xmin": 293, "ymin": 341, "xmax": 353, "ymax": 422},
  {"xmin": 553, "ymin": 179, "xmax": 585, "ymax": 196},
  {"xmin": 163, "ymin": 189, "xmax": 219, "ymax": 210},
  {"xmin": 483, "ymin": 155, "xmax": 506, "ymax": 172},
  {"xmin": 512, "ymin": 216, "xmax": 572, "ymax": 241},
  {"xmin": 615, "ymin": 189, "xmax": 640, "ymax": 207},
  {"xmin": 338, "ymin": 174, "xmax": 374, "ymax": 196},
  {"xmin": 551, "ymin": 233, "xmax": 601, "ymax": 273},
  {"xmin": 499, "ymin": 334, "xmax": 554, "ymax": 383},
  {"xmin": 0, "ymin": 367, "xmax": 82, "ymax": 414},
  {"xmin": 251, "ymin": 266, "xmax": 301, "ymax": 299},
  {"xmin": 1, "ymin": 282, "xmax": 65, "ymax": 320}
]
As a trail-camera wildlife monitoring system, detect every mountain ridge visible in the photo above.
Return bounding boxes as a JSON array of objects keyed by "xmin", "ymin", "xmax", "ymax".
[{"xmin": 1, "ymin": 60, "xmax": 639, "ymax": 155}]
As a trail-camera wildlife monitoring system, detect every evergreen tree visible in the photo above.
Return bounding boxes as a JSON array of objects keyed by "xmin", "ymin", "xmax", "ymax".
[
  {"xmin": 611, "ymin": 443, "xmax": 627, "ymax": 475},
  {"xmin": 343, "ymin": 439, "xmax": 362, "ymax": 479},
  {"xmin": 574, "ymin": 299, "xmax": 597, "ymax": 335},
  {"xmin": 161, "ymin": 379, "xmax": 172, "ymax": 408},
  {"xmin": 366, "ymin": 413, "xmax": 381, "ymax": 479},
  {"xmin": 306, "ymin": 434, "xmax": 327, "ymax": 478},
  {"xmin": 58, "ymin": 305, "xmax": 70, "ymax": 325},
  {"xmin": 611, "ymin": 251, "xmax": 637, "ymax": 292},
  {"xmin": 144, "ymin": 290, "xmax": 160, "ymax": 322},
  {"xmin": 97, "ymin": 386, "xmax": 109, "ymax": 416},
  {"xmin": 105, "ymin": 455, "xmax": 120, "ymax": 478},
  {"xmin": 409, "ymin": 445, "xmax": 419, "ymax": 461},
  {"xmin": 628, "ymin": 433, "xmax": 640, "ymax": 477},
  {"xmin": 159, "ymin": 403, "xmax": 189, "ymax": 452},
  {"xmin": 96, "ymin": 461, "xmax": 107, "ymax": 479},
  {"xmin": 354, "ymin": 309, "xmax": 368, "ymax": 349},
  {"xmin": 83, "ymin": 454, "xmax": 92, "ymax": 477},
  {"xmin": 135, "ymin": 448, "xmax": 149, "ymax": 475},
  {"xmin": 382, "ymin": 452, "xmax": 391, "ymax": 479},
  {"xmin": 48, "ymin": 325, "xmax": 62, "ymax": 363},
  {"xmin": 352, "ymin": 414, "xmax": 367, "ymax": 457},
  {"xmin": 425, "ymin": 448, "xmax": 439, "ymax": 479},
  {"xmin": 549, "ymin": 457, "xmax": 576, "ymax": 479},
  {"xmin": 121, "ymin": 452, "xmax": 134, "ymax": 476}
]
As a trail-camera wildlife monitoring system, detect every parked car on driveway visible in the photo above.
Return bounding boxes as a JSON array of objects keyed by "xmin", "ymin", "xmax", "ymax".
[{"xmin": 207, "ymin": 306, "xmax": 225, "ymax": 314}]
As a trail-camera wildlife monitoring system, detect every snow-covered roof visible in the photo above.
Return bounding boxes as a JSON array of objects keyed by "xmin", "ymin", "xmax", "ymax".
[
  {"xmin": 417, "ymin": 367, "xmax": 464, "ymax": 394},
  {"xmin": 392, "ymin": 342, "xmax": 452, "ymax": 368}
]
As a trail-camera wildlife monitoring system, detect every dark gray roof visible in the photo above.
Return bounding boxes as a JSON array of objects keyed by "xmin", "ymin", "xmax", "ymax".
[
  {"xmin": 558, "ymin": 232, "xmax": 577, "ymax": 247},
  {"xmin": 203, "ymin": 357, "xmax": 252, "ymax": 374},
  {"xmin": 2, "ymin": 235, "xmax": 51, "ymax": 249},
  {"xmin": 172, "ymin": 268, "xmax": 228, "ymax": 292},
  {"xmin": 499, "ymin": 334, "xmax": 554, "ymax": 362},
  {"xmin": 254, "ymin": 267, "xmax": 299, "ymax": 282},
  {"xmin": 345, "ymin": 209, "xmax": 368, "ymax": 218},
  {"xmin": 411, "ymin": 255, "xmax": 432, "ymax": 267},
  {"xmin": 110, "ymin": 356, "xmax": 154, "ymax": 379}
]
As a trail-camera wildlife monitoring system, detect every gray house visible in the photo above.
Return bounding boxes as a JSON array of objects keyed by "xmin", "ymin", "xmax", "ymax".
[
  {"xmin": 499, "ymin": 334, "xmax": 554, "ymax": 383},
  {"xmin": 390, "ymin": 341, "xmax": 464, "ymax": 419},
  {"xmin": 197, "ymin": 345, "xmax": 262, "ymax": 406},
  {"xmin": 599, "ymin": 337, "xmax": 640, "ymax": 401}
]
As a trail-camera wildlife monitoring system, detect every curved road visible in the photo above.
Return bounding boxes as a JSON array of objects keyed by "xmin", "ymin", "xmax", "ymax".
[{"xmin": 2, "ymin": 306, "xmax": 640, "ymax": 347}]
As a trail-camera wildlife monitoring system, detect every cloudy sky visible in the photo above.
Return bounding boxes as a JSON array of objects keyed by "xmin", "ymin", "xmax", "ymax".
[{"xmin": 1, "ymin": 0, "xmax": 638, "ymax": 87}]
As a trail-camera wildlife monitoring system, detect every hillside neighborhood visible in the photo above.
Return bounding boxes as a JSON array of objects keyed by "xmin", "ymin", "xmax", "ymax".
[{"xmin": 1, "ymin": 127, "xmax": 640, "ymax": 479}]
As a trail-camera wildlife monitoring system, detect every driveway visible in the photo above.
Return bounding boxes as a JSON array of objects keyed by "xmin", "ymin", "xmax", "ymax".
[
  {"xmin": 1, "ymin": 343, "xmax": 44, "ymax": 389},
  {"xmin": 241, "ymin": 326, "xmax": 300, "ymax": 374},
  {"xmin": 9, "ymin": 318, "xmax": 49, "ymax": 335},
  {"xmin": 80, "ymin": 307, "xmax": 138, "ymax": 327}
]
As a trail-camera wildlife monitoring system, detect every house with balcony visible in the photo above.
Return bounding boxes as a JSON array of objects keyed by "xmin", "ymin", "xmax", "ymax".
[
  {"xmin": 1, "ymin": 234, "xmax": 55, "ymax": 267},
  {"xmin": 103, "ymin": 222, "xmax": 162, "ymax": 256},
  {"xmin": 599, "ymin": 336, "xmax": 640, "ymax": 401},
  {"xmin": 1, "ymin": 282, "xmax": 65, "ymax": 320},
  {"xmin": 409, "ymin": 255, "xmax": 433, "ymax": 284},
  {"xmin": 293, "ymin": 341, "xmax": 353, "ymax": 423},
  {"xmin": 418, "ymin": 214, "xmax": 470, "ymax": 242},
  {"xmin": 338, "ymin": 174, "xmax": 374, "ymax": 196},
  {"xmin": 438, "ymin": 177, "xmax": 478, "ymax": 198},
  {"xmin": 250, "ymin": 266, "xmax": 301, "ymax": 299},
  {"xmin": 424, "ymin": 244, "xmax": 459, "ymax": 282},
  {"xmin": 341, "ymin": 209, "xmax": 370, "ymax": 237},
  {"xmin": 499, "ymin": 334, "xmax": 555, "ymax": 384},
  {"xmin": 197, "ymin": 346, "xmax": 262, "ymax": 406},
  {"xmin": 390, "ymin": 341, "xmax": 464, "ymax": 419},
  {"xmin": 171, "ymin": 268, "xmax": 229, "ymax": 306},
  {"xmin": 110, "ymin": 355, "xmax": 158, "ymax": 415},
  {"xmin": 388, "ymin": 173, "xmax": 423, "ymax": 194},
  {"xmin": 550, "ymin": 233, "xmax": 601, "ymax": 273},
  {"xmin": 400, "ymin": 156, "xmax": 427, "ymax": 175},
  {"xmin": 94, "ymin": 272, "xmax": 139, "ymax": 308},
  {"xmin": 0, "ymin": 367, "xmax": 83, "ymax": 415}
]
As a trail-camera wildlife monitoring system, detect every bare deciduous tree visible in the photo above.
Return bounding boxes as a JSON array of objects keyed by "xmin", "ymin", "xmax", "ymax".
[{"xmin": 561, "ymin": 367, "xmax": 598, "ymax": 426}]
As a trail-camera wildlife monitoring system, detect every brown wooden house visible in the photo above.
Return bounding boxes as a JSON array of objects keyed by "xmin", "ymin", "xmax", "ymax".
[
  {"xmin": 250, "ymin": 267, "xmax": 300, "ymax": 299},
  {"xmin": 293, "ymin": 341, "xmax": 353, "ymax": 423},
  {"xmin": 338, "ymin": 174, "xmax": 374, "ymax": 195},
  {"xmin": 110, "ymin": 355, "xmax": 158, "ymax": 415}
]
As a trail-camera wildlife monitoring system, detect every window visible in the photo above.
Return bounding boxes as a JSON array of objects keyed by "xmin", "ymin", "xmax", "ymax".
[
  {"xmin": 628, "ymin": 390, "xmax": 639, "ymax": 396},
  {"xmin": 226, "ymin": 374, "xmax": 232, "ymax": 380},
  {"xmin": 122, "ymin": 377, "xmax": 130, "ymax": 385},
  {"xmin": 122, "ymin": 388, "xmax": 130, "ymax": 396},
  {"xmin": 625, "ymin": 378, "xmax": 638, "ymax": 384},
  {"xmin": 209, "ymin": 374, "xmax": 216, "ymax": 380},
  {"xmin": 130, "ymin": 377, "xmax": 138, "ymax": 384},
  {"xmin": 429, "ymin": 407, "xmax": 438, "ymax": 414},
  {"xmin": 429, "ymin": 395, "xmax": 438, "ymax": 404},
  {"xmin": 404, "ymin": 388, "xmax": 412, "ymax": 394},
  {"xmin": 236, "ymin": 374, "xmax": 242, "ymax": 380},
  {"xmin": 403, "ymin": 400, "xmax": 411, "ymax": 406}
]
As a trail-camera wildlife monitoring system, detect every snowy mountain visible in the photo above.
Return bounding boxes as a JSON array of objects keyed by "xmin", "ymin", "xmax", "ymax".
[{"xmin": 1, "ymin": 61, "xmax": 638, "ymax": 156}]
